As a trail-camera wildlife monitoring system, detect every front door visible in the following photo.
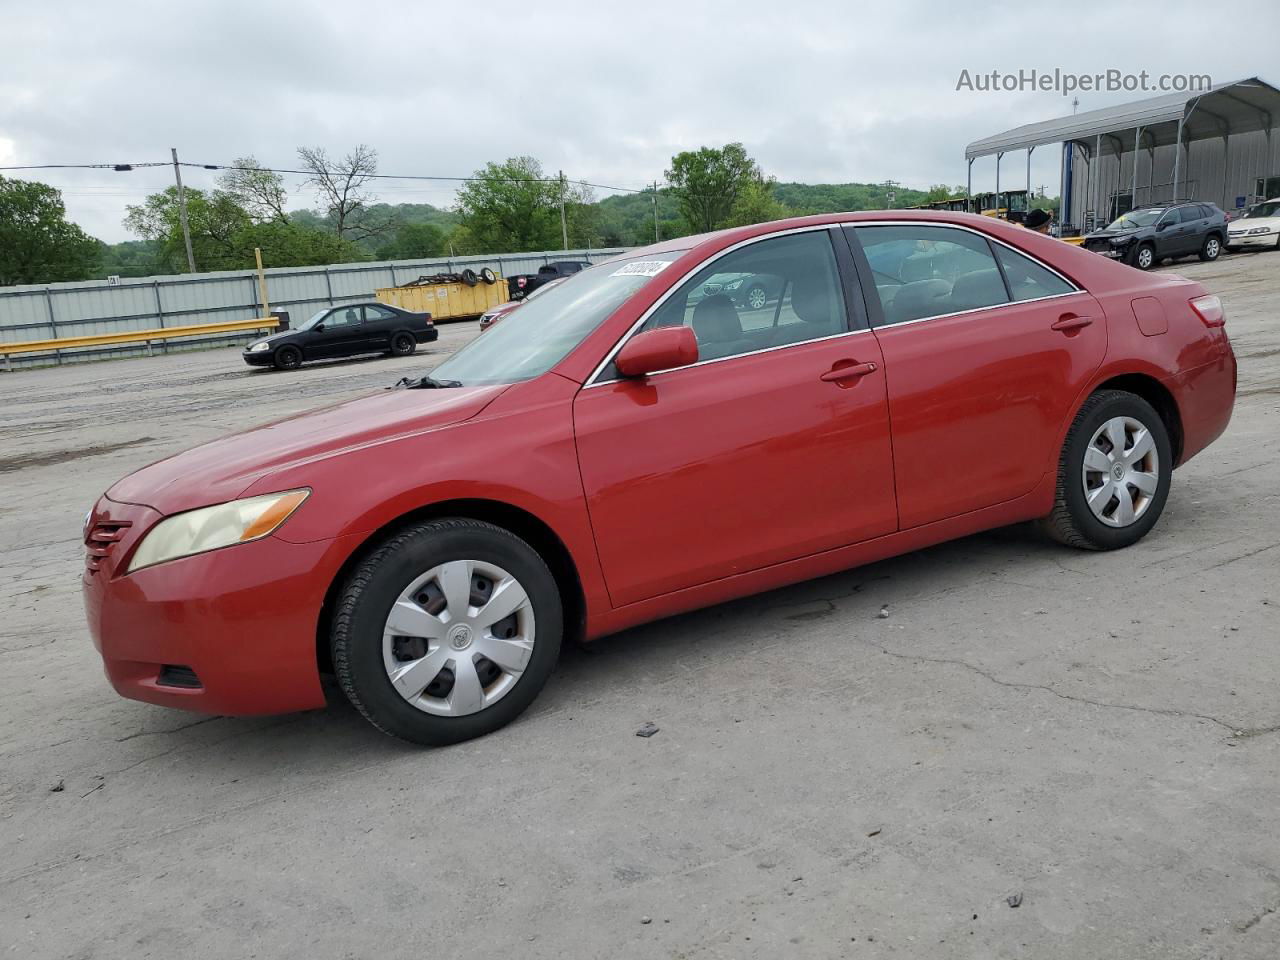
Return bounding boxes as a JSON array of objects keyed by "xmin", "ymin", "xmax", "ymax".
[
  {"xmin": 573, "ymin": 228, "xmax": 898, "ymax": 608},
  {"xmin": 307, "ymin": 305, "xmax": 369, "ymax": 359},
  {"xmin": 847, "ymin": 223, "xmax": 1107, "ymax": 529}
]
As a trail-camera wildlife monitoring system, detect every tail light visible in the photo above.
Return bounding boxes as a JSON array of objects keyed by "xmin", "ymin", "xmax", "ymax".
[{"xmin": 1189, "ymin": 294, "xmax": 1225, "ymax": 327}]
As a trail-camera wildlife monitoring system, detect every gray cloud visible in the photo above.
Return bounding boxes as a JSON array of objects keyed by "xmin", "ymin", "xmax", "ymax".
[{"xmin": 2, "ymin": 0, "xmax": 1275, "ymax": 241}]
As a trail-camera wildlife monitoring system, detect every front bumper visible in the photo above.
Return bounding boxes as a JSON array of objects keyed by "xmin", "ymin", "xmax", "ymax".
[
  {"xmin": 242, "ymin": 349, "xmax": 274, "ymax": 366},
  {"xmin": 82, "ymin": 496, "xmax": 357, "ymax": 716},
  {"xmin": 1226, "ymin": 232, "xmax": 1277, "ymax": 249}
]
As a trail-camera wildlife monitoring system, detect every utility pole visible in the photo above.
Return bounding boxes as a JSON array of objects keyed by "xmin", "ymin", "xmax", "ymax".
[
  {"xmin": 558, "ymin": 170, "xmax": 568, "ymax": 250},
  {"xmin": 883, "ymin": 179, "xmax": 899, "ymax": 210},
  {"xmin": 170, "ymin": 148, "xmax": 197, "ymax": 273},
  {"xmin": 652, "ymin": 181, "xmax": 660, "ymax": 242}
]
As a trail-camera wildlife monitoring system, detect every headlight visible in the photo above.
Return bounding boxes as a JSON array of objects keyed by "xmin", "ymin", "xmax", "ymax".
[
  {"xmin": 1248, "ymin": 227, "xmax": 1273, "ymax": 235},
  {"xmin": 1109, "ymin": 236, "xmax": 1133, "ymax": 246},
  {"xmin": 128, "ymin": 489, "xmax": 309, "ymax": 572},
  {"xmin": 247, "ymin": 341, "xmax": 271, "ymax": 352}
]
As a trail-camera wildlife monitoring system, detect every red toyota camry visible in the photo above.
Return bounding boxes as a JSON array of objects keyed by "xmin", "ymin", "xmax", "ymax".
[{"xmin": 83, "ymin": 212, "xmax": 1236, "ymax": 745}]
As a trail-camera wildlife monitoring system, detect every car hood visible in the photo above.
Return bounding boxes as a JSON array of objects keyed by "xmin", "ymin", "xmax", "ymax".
[
  {"xmin": 1229, "ymin": 216, "xmax": 1280, "ymax": 230},
  {"xmin": 1085, "ymin": 227, "xmax": 1143, "ymax": 240},
  {"xmin": 107, "ymin": 383, "xmax": 507, "ymax": 515},
  {"xmin": 245, "ymin": 330, "xmax": 300, "ymax": 348}
]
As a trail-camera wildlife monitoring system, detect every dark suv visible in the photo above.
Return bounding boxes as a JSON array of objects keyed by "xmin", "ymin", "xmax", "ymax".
[{"xmin": 1083, "ymin": 202, "xmax": 1227, "ymax": 270}]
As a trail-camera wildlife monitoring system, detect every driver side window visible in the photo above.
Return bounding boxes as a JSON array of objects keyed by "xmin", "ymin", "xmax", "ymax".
[
  {"xmin": 638, "ymin": 230, "xmax": 847, "ymax": 363},
  {"xmin": 326, "ymin": 307, "xmax": 362, "ymax": 328}
]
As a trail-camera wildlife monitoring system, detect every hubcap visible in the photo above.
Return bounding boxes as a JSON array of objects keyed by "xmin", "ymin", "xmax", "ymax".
[
  {"xmin": 1081, "ymin": 416, "xmax": 1160, "ymax": 528},
  {"xmin": 1138, "ymin": 249, "xmax": 1153, "ymax": 268},
  {"xmin": 748, "ymin": 287, "xmax": 767, "ymax": 309},
  {"xmin": 1207, "ymin": 239, "xmax": 1219, "ymax": 257},
  {"xmin": 382, "ymin": 559, "xmax": 535, "ymax": 717}
]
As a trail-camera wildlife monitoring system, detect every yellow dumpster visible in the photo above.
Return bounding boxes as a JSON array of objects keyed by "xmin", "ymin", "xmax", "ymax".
[{"xmin": 376, "ymin": 275, "xmax": 508, "ymax": 321}]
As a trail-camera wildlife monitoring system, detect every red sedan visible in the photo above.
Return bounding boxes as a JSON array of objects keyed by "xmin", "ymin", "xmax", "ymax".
[{"xmin": 83, "ymin": 212, "xmax": 1236, "ymax": 745}]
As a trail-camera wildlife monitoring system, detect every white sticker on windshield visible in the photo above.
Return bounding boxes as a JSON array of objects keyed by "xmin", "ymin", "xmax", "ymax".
[{"xmin": 611, "ymin": 260, "xmax": 671, "ymax": 278}]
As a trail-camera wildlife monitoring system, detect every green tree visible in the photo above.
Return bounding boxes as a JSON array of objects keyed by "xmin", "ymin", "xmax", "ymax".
[
  {"xmin": 233, "ymin": 221, "xmax": 366, "ymax": 268},
  {"xmin": 454, "ymin": 157, "xmax": 592, "ymax": 252},
  {"xmin": 375, "ymin": 222, "xmax": 447, "ymax": 260},
  {"xmin": 665, "ymin": 143, "xmax": 768, "ymax": 233},
  {"xmin": 124, "ymin": 186, "xmax": 252, "ymax": 272},
  {"xmin": 0, "ymin": 176, "xmax": 102, "ymax": 285},
  {"xmin": 217, "ymin": 156, "xmax": 289, "ymax": 223},
  {"xmin": 725, "ymin": 179, "xmax": 791, "ymax": 227}
]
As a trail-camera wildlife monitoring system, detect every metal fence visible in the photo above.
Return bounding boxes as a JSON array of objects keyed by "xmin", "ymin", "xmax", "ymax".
[{"xmin": 0, "ymin": 247, "xmax": 632, "ymax": 369}]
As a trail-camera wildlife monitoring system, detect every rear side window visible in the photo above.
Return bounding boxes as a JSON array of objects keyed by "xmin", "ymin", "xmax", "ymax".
[
  {"xmin": 1178, "ymin": 206, "xmax": 1201, "ymax": 223},
  {"xmin": 992, "ymin": 245, "xmax": 1075, "ymax": 302},
  {"xmin": 851, "ymin": 225, "xmax": 1008, "ymax": 325},
  {"xmin": 364, "ymin": 305, "xmax": 396, "ymax": 321}
]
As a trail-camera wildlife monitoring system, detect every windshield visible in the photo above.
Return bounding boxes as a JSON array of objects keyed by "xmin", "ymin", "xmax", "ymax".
[
  {"xmin": 1245, "ymin": 201, "xmax": 1280, "ymax": 219},
  {"xmin": 1107, "ymin": 209, "xmax": 1164, "ymax": 229},
  {"xmin": 297, "ymin": 308, "xmax": 330, "ymax": 331},
  {"xmin": 430, "ymin": 253, "xmax": 683, "ymax": 386}
]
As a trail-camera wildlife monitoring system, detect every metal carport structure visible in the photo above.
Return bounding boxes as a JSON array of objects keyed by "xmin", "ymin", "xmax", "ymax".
[{"xmin": 964, "ymin": 77, "xmax": 1280, "ymax": 232}]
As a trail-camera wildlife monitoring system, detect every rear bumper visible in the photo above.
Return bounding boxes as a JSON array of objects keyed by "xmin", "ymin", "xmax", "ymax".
[
  {"xmin": 82, "ymin": 496, "xmax": 358, "ymax": 716},
  {"xmin": 418, "ymin": 329, "xmax": 440, "ymax": 343},
  {"xmin": 1167, "ymin": 346, "xmax": 1236, "ymax": 466}
]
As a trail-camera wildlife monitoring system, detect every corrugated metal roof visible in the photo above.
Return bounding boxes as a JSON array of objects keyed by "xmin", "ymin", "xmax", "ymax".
[{"xmin": 966, "ymin": 77, "xmax": 1280, "ymax": 159}]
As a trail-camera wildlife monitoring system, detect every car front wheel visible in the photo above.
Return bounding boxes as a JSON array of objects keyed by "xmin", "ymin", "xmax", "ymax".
[
  {"xmin": 1041, "ymin": 390, "xmax": 1172, "ymax": 550},
  {"xmin": 273, "ymin": 345, "xmax": 302, "ymax": 370},
  {"xmin": 745, "ymin": 284, "xmax": 768, "ymax": 310},
  {"xmin": 1132, "ymin": 244, "xmax": 1156, "ymax": 270},
  {"xmin": 332, "ymin": 518, "xmax": 563, "ymax": 745}
]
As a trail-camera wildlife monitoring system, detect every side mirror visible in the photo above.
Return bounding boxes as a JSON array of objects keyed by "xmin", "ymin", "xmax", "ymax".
[
  {"xmin": 615, "ymin": 326, "xmax": 698, "ymax": 378},
  {"xmin": 314, "ymin": 322, "xmax": 325, "ymax": 332},
  {"xmin": 1155, "ymin": 221, "xmax": 1169, "ymax": 231}
]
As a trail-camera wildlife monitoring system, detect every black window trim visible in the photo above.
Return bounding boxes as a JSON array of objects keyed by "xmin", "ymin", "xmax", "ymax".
[
  {"xmin": 842, "ymin": 220, "xmax": 1084, "ymax": 331},
  {"xmin": 585, "ymin": 225, "xmax": 871, "ymax": 387}
]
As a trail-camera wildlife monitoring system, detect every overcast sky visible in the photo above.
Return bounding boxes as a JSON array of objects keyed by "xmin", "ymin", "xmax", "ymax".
[{"xmin": 3, "ymin": 0, "xmax": 1276, "ymax": 242}]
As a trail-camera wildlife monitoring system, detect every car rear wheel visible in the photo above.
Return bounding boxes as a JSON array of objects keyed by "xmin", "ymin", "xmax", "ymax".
[
  {"xmin": 390, "ymin": 332, "xmax": 416, "ymax": 356},
  {"xmin": 1199, "ymin": 234, "xmax": 1222, "ymax": 261},
  {"xmin": 332, "ymin": 518, "xmax": 563, "ymax": 745},
  {"xmin": 1132, "ymin": 244, "xmax": 1155, "ymax": 270},
  {"xmin": 1040, "ymin": 390, "xmax": 1172, "ymax": 551},
  {"xmin": 273, "ymin": 345, "xmax": 302, "ymax": 370}
]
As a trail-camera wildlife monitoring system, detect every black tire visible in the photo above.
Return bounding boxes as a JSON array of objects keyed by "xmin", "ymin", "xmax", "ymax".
[
  {"xmin": 1131, "ymin": 243, "xmax": 1156, "ymax": 270},
  {"xmin": 389, "ymin": 332, "xmax": 416, "ymax": 357},
  {"xmin": 480, "ymin": 267, "xmax": 497, "ymax": 284},
  {"xmin": 1198, "ymin": 234, "xmax": 1222, "ymax": 262},
  {"xmin": 1040, "ymin": 390, "xmax": 1173, "ymax": 551},
  {"xmin": 332, "ymin": 518, "xmax": 563, "ymax": 746},
  {"xmin": 461, "ymin": 268, "xmax": 479, "ymax": 287},
  {"xmin": 273, "ymin": 345, "xmax": 302, "ymax": 370}
]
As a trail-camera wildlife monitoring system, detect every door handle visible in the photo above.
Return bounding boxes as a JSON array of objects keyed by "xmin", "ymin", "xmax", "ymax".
[
  {"xmin": 1051, "ymin": 315, "xmax": 1093, "ymax": 332},
  {"xmin": 820, "ymin": 361, "xmax": 878, "ymax": 383}
]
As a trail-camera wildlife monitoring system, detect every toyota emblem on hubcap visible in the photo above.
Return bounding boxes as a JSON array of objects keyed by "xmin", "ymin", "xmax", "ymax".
[
  {"xmin": 1112, "ymin": 464, "xmax": 1126, "ymax": 481},
  {"xmin": 448, "ymin": 624, "xmax": 474, "ymax": 650}
]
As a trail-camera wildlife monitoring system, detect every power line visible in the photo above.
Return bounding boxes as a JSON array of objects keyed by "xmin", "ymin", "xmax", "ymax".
[{"xmin": 0, "ymin": 159, "xmax": 654, "ymax": 194}]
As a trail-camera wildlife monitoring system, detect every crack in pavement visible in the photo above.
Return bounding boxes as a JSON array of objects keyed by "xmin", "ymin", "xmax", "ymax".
[
  {"xmin": 113, "ymin": 715, "xmax": 221, "ymax": 742},
  {"xmin": 864, "ymin": 638, "xmax": 1280, "ymax": 739}
]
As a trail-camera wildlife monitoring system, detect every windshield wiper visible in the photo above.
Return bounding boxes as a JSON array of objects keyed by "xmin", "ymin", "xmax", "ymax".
[{"xmin": 390, "ymin": 376, "xmax": 462, "ymax": 390}]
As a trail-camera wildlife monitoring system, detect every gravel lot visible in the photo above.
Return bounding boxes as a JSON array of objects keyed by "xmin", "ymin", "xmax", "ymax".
[{"xmin": 2, "ymin": 251, "xmax": 1279, "ymax": 959}]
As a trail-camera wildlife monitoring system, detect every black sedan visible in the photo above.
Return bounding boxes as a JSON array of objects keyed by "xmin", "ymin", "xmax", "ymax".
[
  {"xmin": 1082, "ymin": 202, "xmax": 1227, "ymax": 270},
  {"xmin": 243, "ymin": 302, "xmax": 437, "ymax": 370}
]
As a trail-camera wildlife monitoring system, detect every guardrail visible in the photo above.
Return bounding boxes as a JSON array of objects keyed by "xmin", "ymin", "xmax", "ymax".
[{"xmin": 1, "ymin": 317, "xmax": 280, "ymax": 371}]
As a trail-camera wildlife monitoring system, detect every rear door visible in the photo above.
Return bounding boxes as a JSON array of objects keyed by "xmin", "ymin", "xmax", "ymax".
[
  {"xmin": 847, "ymin": 223, "xmax": 1106, "ymax": 529},
  {"xmin": 573, "ymin": 227, "xmax": 897, "ymax": 607}
]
